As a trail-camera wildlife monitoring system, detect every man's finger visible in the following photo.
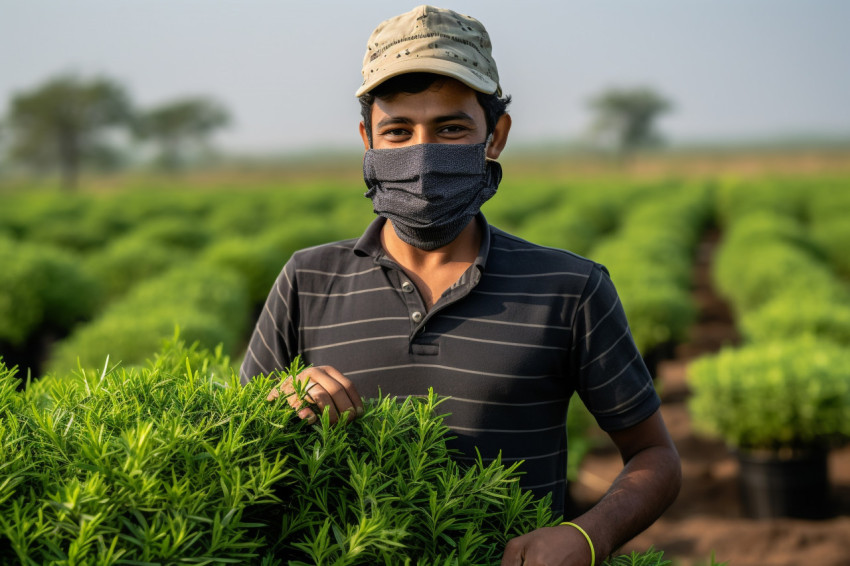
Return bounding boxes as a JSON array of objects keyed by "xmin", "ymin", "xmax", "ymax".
[
  {"xmin": 314, "ymin": 365, "xmax": 365, "ymax": 418},
  {"xmin": 500, "ymin": 536, "xmax": 524, "ymax": 566}
]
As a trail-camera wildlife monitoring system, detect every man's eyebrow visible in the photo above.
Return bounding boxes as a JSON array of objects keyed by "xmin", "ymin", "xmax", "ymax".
[
  {"xmin": 376, "ymin": 116, "xmax": 413, "ymax": 129},
  {"xmin": 375, "ymin": 112, "xmax": 477, "ymax": 129}
]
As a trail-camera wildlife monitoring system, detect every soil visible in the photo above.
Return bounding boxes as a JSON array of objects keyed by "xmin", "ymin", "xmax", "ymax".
[{"xmin": 569, "ymin": 230, "xmax": 850, "ymax": 566}]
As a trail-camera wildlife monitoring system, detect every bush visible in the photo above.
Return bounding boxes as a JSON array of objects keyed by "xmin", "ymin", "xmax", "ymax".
[
  {"xmin": 688, "ymin": 337, "xmax": 850, "ymax": 452},
  {"xmin": 810, "ymin": 216, "xmax": 850, "ymax": 280},
  {"xmin": 126, "ymin": 216, "xmax": 212, "ymax": 251},
  {"xmin": 47, "ymin": 263, "xmax": 249, "ymax": 372},
  {"xmin": 713, "ymin": 178, "xmax": 806, "ymax": 228},
  {"xmin": 2, "ymin": 342, "xmax": 552, "ymax": 564},
  {"xmin": 84, "ymin": 235, "xmax": 192, "ymax": 300},
  {"xmin": 2, "ymin": 342, "xmax": 695, "ymax": 564},
  {"xmin": 712, "ymin": 212, "xmax": 847, "ymax": 314},
  {"xmin": 741, "ymin": 296, "xmax": 850, "ymax": 346},
  {"xmin": 0, "ymin": 238, "xmax": 100, "ymax": 346}
]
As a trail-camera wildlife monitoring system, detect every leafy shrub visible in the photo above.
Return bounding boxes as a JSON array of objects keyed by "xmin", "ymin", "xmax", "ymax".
[
  {"xmin": 810, "ymin": 216, "xmax": 850, "ymax": 280},
  {"xmin": 482, "ymin": 180, "xmax": 567, "ymax": 232},
  {"xmin": 713, "ymin": 178, "xmax": 806, "ymax": 228},
  {"xmin": 1, "ymin": 342, "xmax": 692, "ymax": 564},
  {"xmin": 585, "ymin": 186, "xmax": 709, "ymax": 356},
  {"xmin": 0, "ymin": 238, "xmax": 100, "ymax": 346},
  {"xmin": 200, "ymin": 218, "xmax": 353, "ymax": 306},
  {"xmin": 688, "ymin": 337, "xmax": 850, "ymax": 451},
  {"xmin": 2, "ymin": 342, "xmax": 553, "ymax": 564},
  {"xmin": 516, "ymin": 207, "xmax": 605, "ymax": 257},
  {"xmin": 616, "ymin": 280, "xmax": 695, "ymax": 356},
  {"xmin": 713, "ymin": 212, "xmax": 848, "ymax": 315},
  {"xmin": 84, "ymin": 234, "xmax": 191, "ymax": 300},
  {"xmin": 126, "ymin": 216, "xmax": 212, "ymax": 251},
  {"xmin": 201, "ymin": 236, "xmax": 287, "ymax": 304},
  {"xmin": 741, "ymin": 296, "xmax": 850, "ymax": 346},
  {"xmin": 48, "ymin": 263, "xmax": 249, "ymax": 372}
]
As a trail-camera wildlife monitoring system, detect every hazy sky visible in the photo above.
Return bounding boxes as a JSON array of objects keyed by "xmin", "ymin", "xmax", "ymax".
[{"xmin": 2, "ymin": 0, "xmax": 849, "ymax": 154}]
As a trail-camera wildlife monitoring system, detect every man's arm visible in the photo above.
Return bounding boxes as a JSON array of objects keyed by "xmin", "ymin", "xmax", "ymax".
[{"xmin": 501, "ymin": 409, "xmax": 681, "ymax": 566}]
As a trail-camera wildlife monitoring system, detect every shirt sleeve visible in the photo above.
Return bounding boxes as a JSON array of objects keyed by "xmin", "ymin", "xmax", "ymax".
[
  {"xmin": 239, "ymin": 259, "xmax": 299, "ymax": 385},
  {"xmin": 570, "ymin": 263, "xmax": 660, "ymax": 431}
]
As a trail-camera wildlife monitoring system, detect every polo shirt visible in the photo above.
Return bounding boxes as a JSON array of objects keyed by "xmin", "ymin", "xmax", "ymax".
[{"xmin": 240, "ymin": 214, "xmax": 660, "ymax": 516}]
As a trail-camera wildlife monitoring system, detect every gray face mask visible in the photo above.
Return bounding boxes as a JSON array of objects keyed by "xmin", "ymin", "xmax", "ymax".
[{"xmin": 363, "ymin": 142, "xmax": 502, "ymax": 251}]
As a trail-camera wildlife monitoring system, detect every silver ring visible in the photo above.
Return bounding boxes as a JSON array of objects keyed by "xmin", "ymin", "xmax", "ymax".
[{"xmin": 304, "ymin": 381, "xmax": 318, "ymax": 393}]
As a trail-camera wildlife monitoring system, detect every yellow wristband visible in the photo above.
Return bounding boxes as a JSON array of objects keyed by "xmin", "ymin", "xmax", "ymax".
[{"xmin": 560, "ymin": 521, "xmax": 595, "ymax": 566}]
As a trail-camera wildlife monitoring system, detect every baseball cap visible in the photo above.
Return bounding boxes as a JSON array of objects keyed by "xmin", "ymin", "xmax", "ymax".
[{"xmin": 355, "ymin": 5, "xmax": 501, "ymax": 97}]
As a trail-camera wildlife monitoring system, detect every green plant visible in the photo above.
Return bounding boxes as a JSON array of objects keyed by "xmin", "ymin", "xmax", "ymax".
[
  {"xmin": 47, "ymin": 263, "xmax": 249, "ymax": 373},
  {"xmin": 2, "ymin": 340, "xmax": 554, "ymax": 564},
  {"xmin": 741, "ymin": 295, "xmax": 850, "ymax": 346},
  {"xmin": 2, "ymin": 340, "xmax": 697, "ymax": 564},
  {"xmin": 688, "ymin": 337, "xmax": 850, "ymax": 452},
  {"xmin": 0, "ymin": 238, "xmax": 100, "ymax": 345}
]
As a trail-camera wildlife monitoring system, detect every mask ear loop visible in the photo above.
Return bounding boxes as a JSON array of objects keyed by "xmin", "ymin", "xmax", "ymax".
[{"xmin": 484, "ymin": 133, "xmax": 498, "ymax": 162}]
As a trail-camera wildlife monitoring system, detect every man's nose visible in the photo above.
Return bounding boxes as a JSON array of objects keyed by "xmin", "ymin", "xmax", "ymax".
[{"xmin": 411, "ymin": 127, "xmax": 437, "ymax": 145}]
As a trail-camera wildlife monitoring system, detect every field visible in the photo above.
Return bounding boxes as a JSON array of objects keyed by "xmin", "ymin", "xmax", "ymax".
[{"xmin": 1, "ymin": 147, "xmax": 850, "ymax": 563}]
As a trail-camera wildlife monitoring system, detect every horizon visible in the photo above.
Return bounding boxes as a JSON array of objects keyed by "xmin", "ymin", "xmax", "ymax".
[{"xmin": 2, "ymin": 1, "xmax": 850, "ymax": 155}]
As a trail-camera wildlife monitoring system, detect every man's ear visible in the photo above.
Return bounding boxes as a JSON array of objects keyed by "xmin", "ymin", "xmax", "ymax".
[
  {"xmin": 359, "ymin": 121, "xmax": 371, "ymax": 150},
  {"xmin": 486, "ymin": 113, "xmax": 511, "ymax": 160}
]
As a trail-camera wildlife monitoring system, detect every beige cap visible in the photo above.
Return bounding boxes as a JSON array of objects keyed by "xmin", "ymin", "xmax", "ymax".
[{"xmin": 356, "ymin": 5, "xmax": 501, "ymax": 97}]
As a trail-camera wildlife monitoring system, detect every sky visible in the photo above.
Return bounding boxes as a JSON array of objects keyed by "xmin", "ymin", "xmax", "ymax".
[{"xmin": 1, "ymin": 0, "xmax": 849, "ymax": 154}]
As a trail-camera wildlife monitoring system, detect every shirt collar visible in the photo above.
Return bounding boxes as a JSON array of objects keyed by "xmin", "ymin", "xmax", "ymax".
[{"xmin": 353, "ymin": 213, "xmax": 492, "ymax": 278}]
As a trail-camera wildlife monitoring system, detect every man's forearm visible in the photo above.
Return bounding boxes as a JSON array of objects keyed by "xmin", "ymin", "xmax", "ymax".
[{"xmin": 570, "ymin": 443, "xmax": 681, "ymax": 560}]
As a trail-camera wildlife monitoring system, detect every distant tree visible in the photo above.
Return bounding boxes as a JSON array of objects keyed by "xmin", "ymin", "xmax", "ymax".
[
  {"xmin": 137, "ymin": 97, "xmax": 230, "ymax": 171},
  {"xmin": 588, "ymin": 86, "xmax": 672, "ymax": 161},
  {"xmin": 5, "ymin": 74, "xmax": 134, "ymax": 189}
]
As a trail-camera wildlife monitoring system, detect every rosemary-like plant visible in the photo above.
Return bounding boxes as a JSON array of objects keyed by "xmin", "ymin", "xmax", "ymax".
[{"xmin": 1, "ymin": 340, "xmax": 691, "ymax": 564}]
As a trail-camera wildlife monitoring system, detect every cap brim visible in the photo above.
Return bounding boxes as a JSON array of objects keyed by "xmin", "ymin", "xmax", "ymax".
[{"xmin": 355, "ymin": 57, "xmax": 500, "ymax": 97}]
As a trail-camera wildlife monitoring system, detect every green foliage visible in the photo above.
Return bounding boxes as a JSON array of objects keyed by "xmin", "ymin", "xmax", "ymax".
[
  {"xmin": 1, "ymin": 341, "xmax": 553, "ymax": 564},
  {"xmin": 511, "ymin": 181, "xmax": 633, "ymax": 256},
  {"xmin": 1, "ymin": 341, "xmax": 693, "ymax": 564},
  {"xmin": 588, "ymin": 183, "xmax": 711, "ymax": 355},
  {"xmin": 0, "ymin": 238, "xmax": 100, "ymax": 345},
  {"xmin": 587, "ymin": 87, "xmax": 672, "ymax": 158},
  {"xmin": 136, "ymin": 96, "xmax": 230, "ymax": 170},
  {"xmin": 47, "ymin": 263, "xmax": 249, "ymax": 373},
  {"xmin": 713, "ymin": 178, "xmax": 807, "ymax": 228},
  {"xmin": 84, "ymin": 235, "xmax": 191, "ymax": 300},
  {"xmin": 4, "ymin": 74, "xmax": 134, "ymax": 189},
  {"xmin": 713, "ymin": 211, "xmax": 848, "ymax": 315},
  {"xmin": 806, "ymin": 184, "xmax": 850, "ymax": 281},
  {"xmin": 688, "ymin": 337, "xmax": 850, "ymax": 451},
  {"xmin": 481, "ymin": 180, "xmax": 568, "ymax": 233},
  {"xmin": 741, "ymin": 296, "xmax": 850, "ymax": 346}
]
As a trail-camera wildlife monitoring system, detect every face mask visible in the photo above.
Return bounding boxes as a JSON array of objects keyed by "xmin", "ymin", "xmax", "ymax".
[{"xmin": 363, "ymin": 142, "xmax": 502, "ymax": 251}]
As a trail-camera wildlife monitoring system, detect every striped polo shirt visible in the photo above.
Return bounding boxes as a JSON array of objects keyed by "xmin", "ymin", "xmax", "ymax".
[{"xmin": 240, "ymin": 214, "xmax": 660, "ymax": 516}]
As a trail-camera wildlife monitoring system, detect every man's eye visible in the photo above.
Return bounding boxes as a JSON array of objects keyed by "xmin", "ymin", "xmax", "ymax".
[
  {"xmin": 382, "ymin": 129, "xmax": 410, "ymax": 137},
  {"xmin": 440, "ymin": 125, "xmax": 468, "ymax": 135}
]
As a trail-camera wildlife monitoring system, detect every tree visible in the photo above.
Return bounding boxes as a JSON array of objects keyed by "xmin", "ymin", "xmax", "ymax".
[
  {"xmin": 588, "ymin": 86, "xmax": 672, "ymax": 161},
  {"xmin": 5, "ymin": 74, "xmax": 134, "ymax": 189},
  {"xmin": 137, "ymin": 97, "xmax": 230, "ymax": 171}
]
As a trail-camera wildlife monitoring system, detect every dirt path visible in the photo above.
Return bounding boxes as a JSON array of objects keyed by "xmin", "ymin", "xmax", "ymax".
[{"xmin": 570, "ymin": 230, "xmax": 850, "ymax": 566}]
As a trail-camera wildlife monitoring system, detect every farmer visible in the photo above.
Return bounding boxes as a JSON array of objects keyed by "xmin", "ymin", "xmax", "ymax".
[{"xmin": 240, "ymin": 5, "xmax": 680, "ymax": 565}]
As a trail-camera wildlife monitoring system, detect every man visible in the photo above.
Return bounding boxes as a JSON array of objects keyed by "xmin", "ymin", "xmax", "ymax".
[{"xmin": 241, "ymin": 5, "xmax": 680, "ymax": 565}]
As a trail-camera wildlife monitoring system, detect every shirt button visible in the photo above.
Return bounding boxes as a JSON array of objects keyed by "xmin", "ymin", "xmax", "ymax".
[
  {"xmin": 411, "ymin": 311, "xmax": 423, "ymax": 323},
  {"xmin": 401, "ymin": 281, "xmax": 414, "ymax": 293}
]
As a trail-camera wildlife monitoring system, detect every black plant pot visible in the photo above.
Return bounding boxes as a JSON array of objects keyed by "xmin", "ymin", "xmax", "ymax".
[{"xmin": 736, "ymin": 448, "xmax": 831, "ymax": 519}]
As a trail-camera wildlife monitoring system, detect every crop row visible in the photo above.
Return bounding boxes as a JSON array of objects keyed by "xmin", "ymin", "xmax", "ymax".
[
  {"xmin": 689, "ymin": 178, "xmax": 850, "ymax": 452},
  {"xmin": 0, "ymin": 340, "xmax": 718, "ymax": 564}
]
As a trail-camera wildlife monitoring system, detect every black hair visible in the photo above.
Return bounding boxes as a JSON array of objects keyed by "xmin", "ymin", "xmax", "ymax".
[{"xmin": 358, "ymin": 72, "xmax": 511, "ymax": 147}]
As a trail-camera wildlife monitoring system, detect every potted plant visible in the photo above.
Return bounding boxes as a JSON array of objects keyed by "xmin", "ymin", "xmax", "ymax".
[{"xmin": 687, "ymin": 336, "xmax": 850, "ymax": 519}]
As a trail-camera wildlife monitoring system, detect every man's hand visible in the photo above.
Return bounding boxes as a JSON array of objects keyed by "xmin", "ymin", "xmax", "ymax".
[
  {"xmin": 501, "ymin": 524, "xmax": 593, "ymax": 566},
  {"xmin": 267, "ymin": 365, "xmax": 364, "ymax": 425}
]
